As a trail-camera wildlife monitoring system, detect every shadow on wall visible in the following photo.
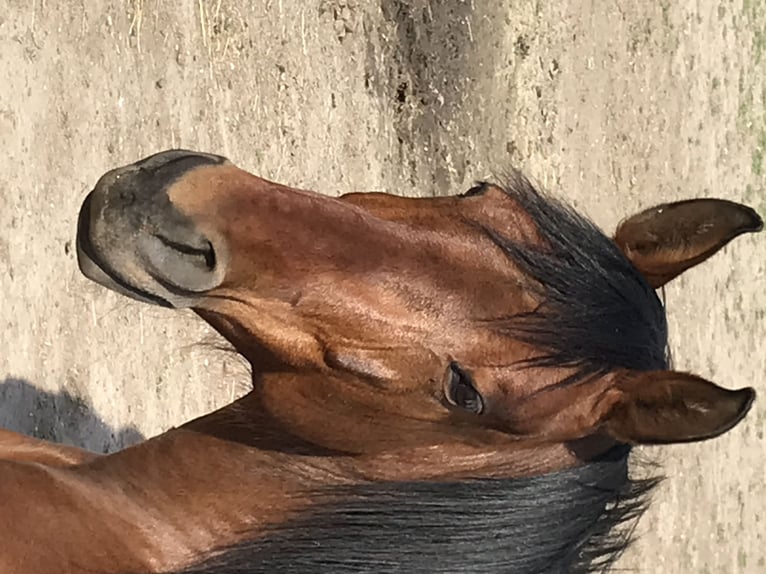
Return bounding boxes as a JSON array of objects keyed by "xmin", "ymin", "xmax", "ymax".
[
  {"xmin": 0, "ymin": 378, "xmax": 144, "ymax": 454},
  {"xmin": 365, "ymin": 0, "xmax": 483, "ymax": 188}
]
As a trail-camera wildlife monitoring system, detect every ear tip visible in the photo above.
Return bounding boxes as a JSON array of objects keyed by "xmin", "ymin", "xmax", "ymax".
[
  {"xmin": 735, "ymin": 386, "xmax": 756, "ymax": 412},
  {"xmin": 724, "ymin": 387, "xmax": 757, "ymax": 433},
  {"xmin": 735, "ymin": 205, "xmax": 763, "ymax": 234}
]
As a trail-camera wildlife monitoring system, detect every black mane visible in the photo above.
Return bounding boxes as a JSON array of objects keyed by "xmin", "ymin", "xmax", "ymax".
[
  {"xmin": 168, "ymin": 175, "xmax": 667, "ymax": 574},
  {"xmin": 176, "ymin": 447, "xmax": 657, "ymax": 574}
]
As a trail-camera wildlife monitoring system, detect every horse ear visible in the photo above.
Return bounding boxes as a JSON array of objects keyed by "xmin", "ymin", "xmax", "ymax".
[
  {"xmin": 601, "ymin": 371, "xmax": 755, "ymax": 445},
  {"xmin": 614, "ymin": 199, "xmax": 762, "ymax": 288}
]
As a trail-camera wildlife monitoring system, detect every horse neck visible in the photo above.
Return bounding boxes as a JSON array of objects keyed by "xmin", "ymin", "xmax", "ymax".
[
  {"xmin": 76, "ymin": 391, "xmax": 598, "ymax": 572},
  {"xmin": 75, "ymin": 400, "xmax": 341, "ymax": 571},
  {"xmin": 133, "ymin": 394, "xmax": 631, "ymax": 573}
]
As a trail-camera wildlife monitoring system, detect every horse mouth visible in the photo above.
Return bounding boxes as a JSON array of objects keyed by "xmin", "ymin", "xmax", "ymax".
[{"xmin": 76, "ymin": 191, "xmax": 174, "ymax": 308}]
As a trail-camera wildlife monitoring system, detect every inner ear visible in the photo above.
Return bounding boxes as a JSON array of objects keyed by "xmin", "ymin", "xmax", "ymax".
[
  {"xmin": 614, "ymin": 198, "xmax": 762, "ymax": 288},
  {"xmin": 602, "ymin": 370, "xmax": 755, "ymax": 445}
]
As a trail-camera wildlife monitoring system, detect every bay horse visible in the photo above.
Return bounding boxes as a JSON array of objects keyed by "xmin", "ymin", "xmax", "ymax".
[{"xmin": 0, "ymin": 149, "xmax": 761, "ymax": 573}]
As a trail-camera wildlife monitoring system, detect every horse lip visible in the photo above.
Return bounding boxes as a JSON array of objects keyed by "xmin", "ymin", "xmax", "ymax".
[{"xmin": 76, "ymin": 192, "xmax": 174, "ymax": 308}]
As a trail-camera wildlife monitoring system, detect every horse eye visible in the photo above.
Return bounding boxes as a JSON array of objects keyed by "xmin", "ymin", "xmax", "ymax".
[{"xmin": 444, "ymin": 362, "xmax": 484, "ymax": 414}]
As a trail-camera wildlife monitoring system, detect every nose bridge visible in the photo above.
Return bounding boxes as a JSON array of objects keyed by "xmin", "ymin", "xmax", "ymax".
[{"xmin": 172, "ymin": 170, "xmax": 393, "ymax": 256}]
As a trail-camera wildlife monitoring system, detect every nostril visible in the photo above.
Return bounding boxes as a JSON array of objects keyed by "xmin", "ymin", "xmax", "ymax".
[
  {"xmin": 153, "ymin": 234, "xmax": 217, "ymax": 271},
  {"xmin": 139, "ymin": 229, "xmax": 223, "ymax": 295}
]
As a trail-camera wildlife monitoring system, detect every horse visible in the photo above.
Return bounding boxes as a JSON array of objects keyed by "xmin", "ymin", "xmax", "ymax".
[{"xmin": 0, "ymin": 149, "xmax": 761, "ymax": 573}]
